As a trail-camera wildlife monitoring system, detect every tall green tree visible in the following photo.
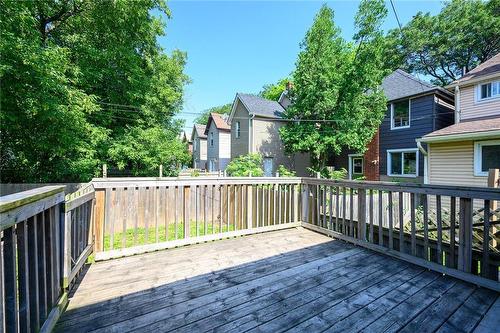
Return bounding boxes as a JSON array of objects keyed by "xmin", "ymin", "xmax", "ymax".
[
  {"xmin": 193, "ymin": 103, "xmax": 232, "ymax": 125},
  {"xmin": 280, "ymin": 1, "xmax": 389, "ymax": 170},
  {"xmin": 0, "ymin": 0, "xmax": 190, "ymax": 182},
  {"xmin": 386, "ymin": 0, "xmax": 499, "ymax": 85},
  {"xmin": 260, "ymin": 78, "xmax": 290, "ymax": 101}
]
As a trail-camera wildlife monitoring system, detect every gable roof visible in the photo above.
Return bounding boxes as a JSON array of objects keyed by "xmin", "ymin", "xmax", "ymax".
[
  {"xmin": 236, "ymin": 93, "xmax": 286, "ymax": 119},
  {"xmin": 381, "ymin": 69, "xmax": 451, "ymax": 101},
  {"xmin": 191, "ymin": 124, "xmax": 207, "ymax": 140},
  {"xmin": 450, "ymin": 53, "xmax": 500, "ymax": 87},
  {"xmin": 205, "ymin": 112, "xmax": 230, "ymax": 134},
  {"xmin": 418, "ymin": 116, "xmax": 500, "ymax": 143}
]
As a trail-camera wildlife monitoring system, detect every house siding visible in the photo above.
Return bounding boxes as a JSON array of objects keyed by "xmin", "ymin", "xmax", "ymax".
[
  {"xmin": 230, "ymin": 101, "xmax": 250, "ymax": 159},
  {"xmin": 192, "ymin": 133, "xmax": 207, "ymax": 169},
  {"xmin": 460, "ymin": 83, "xmax": 500, "ymax": 121},
  {"xmin": 379, "ymin": 95, "xmax": 435, "ymax": 182},
  {"xmin": 206, "ymin": 121, "xmax": 231, "ymax": 171},
  {"xmin": 428, "ymin": 140, "xmax": 487, "ymax": 187}
]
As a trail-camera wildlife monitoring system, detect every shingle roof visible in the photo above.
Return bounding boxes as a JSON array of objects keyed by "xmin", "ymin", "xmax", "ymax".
[
  {"xmin": 205, "ymin": 113, "xmax": 230, "ymax": 134},
  {"xmin": 237, "ymin": 93, "xmax": 285, "ymax": 119},
  {"xmin": 452, "ymin": 53, "xmax": 500, "ymax": 85},
  {"xmin": 422, "ymin": 117, "xmax": 500, "ymax": 140},
  {"xmin": 192, "ymin": 124, "xmax": 207, "ymax": 139},
  {"xmin": 381, "ymin": 69, "xmax": 450, "ymax": 101}
]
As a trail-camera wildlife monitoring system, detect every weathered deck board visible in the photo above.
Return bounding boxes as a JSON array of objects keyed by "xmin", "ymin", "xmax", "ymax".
[{"xmin": 55, "ymin": 228, "xmax": 499, "ymax": 333}]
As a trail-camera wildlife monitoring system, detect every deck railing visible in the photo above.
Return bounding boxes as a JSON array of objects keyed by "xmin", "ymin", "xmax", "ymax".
[
  {"xmin": 1, "ymin": 176, "xmax": 499, "ymax": 332},
  {"xmin": 300, "ymin": 178, "xmax": 500, "ymax": 291}
]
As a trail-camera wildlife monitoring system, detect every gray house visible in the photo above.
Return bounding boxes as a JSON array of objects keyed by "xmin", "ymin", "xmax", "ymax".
[
  {"xmin": 228, "ymin": 93, "xmax": 310, "ymax": 176},
  {"xmin": 191, "ymin": 124, "xmax": 207, "ymax": 170},
  {"xmin": 205, "ymin": 113, "xmax": 231, "ymax": 171}
]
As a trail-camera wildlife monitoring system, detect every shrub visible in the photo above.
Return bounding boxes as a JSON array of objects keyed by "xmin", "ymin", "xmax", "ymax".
[
  {"xmin": 226, "ymin": 153, "xmax": 264, "ymax": 177},
  {"xmin": 277, "ymin": 165, "xmax": 296, "ymax": 177}
]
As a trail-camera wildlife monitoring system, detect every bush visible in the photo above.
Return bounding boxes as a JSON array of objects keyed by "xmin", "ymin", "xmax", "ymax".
[
  {"xmin": 307, "ymin": 166, "xmax": 347, "ymax": 180},
  {"xmin": 277, "ymin": 165, "xmax": 296, "ymax": 177},
  {"xmin": 226, "ymin": 153, "xmax": 264, "ymax": 177}
]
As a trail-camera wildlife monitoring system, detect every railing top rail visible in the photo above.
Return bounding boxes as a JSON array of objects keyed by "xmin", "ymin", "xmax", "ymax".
[
  {"xmin": 0, "ymin": 185, "xmax": 65, "ymax": 213},
  {"xmin": 302, "ymin": 177, "xmax": 500, "ymax": 200},
  {"xmin": 91, "ymin": 177, "xmax": 303, "ymax": 189}
]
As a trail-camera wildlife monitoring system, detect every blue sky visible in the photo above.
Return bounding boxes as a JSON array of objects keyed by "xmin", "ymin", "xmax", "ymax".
[{"xmin": 158, "ymin": 1, "xmax": 444, "ymax": 132}]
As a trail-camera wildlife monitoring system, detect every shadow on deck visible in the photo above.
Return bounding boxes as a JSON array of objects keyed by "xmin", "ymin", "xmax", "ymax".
[{"xmin": 56, "ymin": 228, "xmax": 499, "ymax": 333}]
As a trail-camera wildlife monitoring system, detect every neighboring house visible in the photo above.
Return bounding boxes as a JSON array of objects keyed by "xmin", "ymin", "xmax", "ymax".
[
  {"xmin": 228, "ymin": 93, "xmax": 310, "ymax": 176},
  {"xmin": 191, "ymin": 124, "xmax": 207, "ymax": 170},
  {"xmin": 205, "ymin": 112, "xmax": 231, "ymax": 171},
  {"xmin": 418, "ymin": 53, "xmax": 500, "ymax": 187},
  {"xmin": 329, "ymin": 69, "xmax": 455, "ymax": 182},
  {"xmin": 179, "ymin": 131, "xmax": 192, "ymax": 154}
]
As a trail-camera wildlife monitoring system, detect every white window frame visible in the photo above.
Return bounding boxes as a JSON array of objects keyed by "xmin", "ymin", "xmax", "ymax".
[
  {"xmin": 387, "ymin": 148, "xmax": 419, "ymax": 178},
  {"xmin": 235, "ymin": 121, "xmax": 241, "ymax": 138},
  {"xmin": 475, "ymin": 80, "xmax": 500, "ymax": 103},
  {"xmin": 210, "ymin": 132, "xmax": 214, "ymax": 147},
  {"xmin": 474, "ymin": 139, "xmax": 500, "ymax": 176},
  {"xmin": 390, "ymin": 99, "xmax": 411, "ymax": 130},
  {"xmin": 348, "ymin": 154, "xmax": 364, "ymax": 180}
]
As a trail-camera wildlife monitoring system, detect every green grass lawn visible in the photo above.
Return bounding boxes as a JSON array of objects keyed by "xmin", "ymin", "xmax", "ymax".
[{"xmin": 103, "ymin": 222, "xmax": 235, "ymax": 250}]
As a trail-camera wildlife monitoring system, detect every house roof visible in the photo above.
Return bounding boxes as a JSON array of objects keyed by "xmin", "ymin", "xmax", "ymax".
[
  {"xmin": 205, "ymin": 112, "xmax": 230, "ymax": 134},
  {"xmin": 191, "ymin": 124, "xmax": 207, "ymax": 140},
  {"xmin": 450, "ymin": 53, "xmax": 500, "ymax": 87},
  {"xmin": 418, "ymin": 117, "xmax": 500, "ymax": 143},
  {"xmin": 381, "ymin": 69, "xmax": 451, "ymax": 101},
  {"xmin": 237, "ymin": 93, "xmax": 285, "ymax": 119}
]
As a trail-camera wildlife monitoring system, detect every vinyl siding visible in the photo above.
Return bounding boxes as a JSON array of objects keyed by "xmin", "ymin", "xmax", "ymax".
[
  {"xmin": 206, "ymin": 121, "xmax": 219, "ymax": 169},
  {"xmin": 428, "ymin": 140, "xmax": 487, "ymax": 187},
  {"xmin": 206, "ymin": 121, "xmax": 231, "ymax": 171},
  {"xmin": 230, "ymin": 101, "xmax": 249, "ymax": 158},
  {"xmin": 460, "ymin": 83, "xmax": 500, "ymax": 121},
  {"xmin": 192, "ymin": 132, "xmax": 207, "ymax": 169},
  {"xmin": 219, "ymin": 131, "xmax": 231, "ymax": 159}
]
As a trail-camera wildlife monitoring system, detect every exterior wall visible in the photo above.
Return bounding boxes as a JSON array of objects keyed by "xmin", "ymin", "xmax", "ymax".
[
  {"xmin": 364, "ymin": 131, "xmax": 380, "ymax": 181},
  {"xmin": 460, "ymin": 82, "xmax": 500, "ymax": 121},
  {"xmin": 206, "ymin": 121, "xmax": 219, "ymax": 171},
  {"xmin": 379, "ymin": 95, "xmax": 438, "ymax": 183},
  {"xmin": 206, "ymin": 121, "xmax": 231, "ymax": 171},
  {"xmin": 219, "ymin": 131, "xmax": 231, "ymax": 159},
  {"xmin": 428, "ymin": 140, "xmax": 488, "ymax": 187},
  {"xmin": 252, "ymin": 117, "xmax": 310, "ymax": 176},
  {"xmin": 192, "ymin": 133, "xmax": 207, "ymax": 169},
  {"xmin": 230, "ymin": 101, "xmax": 250, "ymax": 159}
]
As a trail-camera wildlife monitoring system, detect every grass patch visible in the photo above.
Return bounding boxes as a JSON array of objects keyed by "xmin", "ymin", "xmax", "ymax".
[{"xmin": 103, "ymin": 222, "xmax": 235, "ymax": 250}]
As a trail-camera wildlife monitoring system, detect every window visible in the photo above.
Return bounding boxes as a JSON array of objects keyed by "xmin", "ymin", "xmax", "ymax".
[
  {"xmin": 477, "ymin": 81, "xmax": 500, "ymax": 101},
  {"xmin": 210, "ymin": 132, "xmax": 214, "ymax": 147},
  {"xmin": 391, "ymin": 100, "xmax": 410, "ymax": 129},
  {"xmin": 235, "ymin": 121, "xmax": 241, "ymax": 138},
  {"xmin": 263, "ymin": 157, "xmax": 273, "ymax": 177},
  {"xmin": 387, "ymin": 149, "xmax": 418, "ymax": 177},
  {"xmin": 474, "ymin": 140, "xmax": 500, "ymax": 176},
  {"xmin": 348, "ymin": 154, "xmax": 363, "ymax": 180}
]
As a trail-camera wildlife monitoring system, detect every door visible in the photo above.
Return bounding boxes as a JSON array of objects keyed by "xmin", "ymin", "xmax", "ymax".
[
  {"xmin": 349, "ymin": 155, "xmax": 364, "ymax": 180},
  {"xmin": 263, "ymin": 157, "xmax": 273, "ymax": 177}
]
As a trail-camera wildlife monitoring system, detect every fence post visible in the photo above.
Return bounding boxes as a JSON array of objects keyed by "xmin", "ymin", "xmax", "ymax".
[
  {"xmin": 357, "ymin": 189, "xmax": 366, "ymax": 241},
  {"xmin": 458, "ymin": 197, "xmax": 473, "ymax": 273},
  {"xmin": 301, "ymin": 184, "xmax": 310, "ymax": 223}
]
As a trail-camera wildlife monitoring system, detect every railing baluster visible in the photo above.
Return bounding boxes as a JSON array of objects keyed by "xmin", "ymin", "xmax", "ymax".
[
  {"xmin": 378, "ymin": 191, "xmax": 383, "ymax": 246},
  {"xmin": 134, "ymin": 187, "xmax": 139, "ymax": 245},
  {"xmin": 458, "ymin": 197, "xmax": 473, "ymax": 273},
  {"xmin": 37, "ymin": 212, "xmax": 47, "ymax": 323},
  {"xmin": 410, "ymin": 193, "xmax": 416, "ymax": 256},
  {"xmin": 329, "ymin": 186, "xmax": 333, "ymax": 230},
  {"xmin": 17, "ymin": 220, "xmax": 30, "ymax": 333},
  {"xmin": 123, "ymin": 188, "xmax": 128, "ymax": 248},
  {"xmin": 335, "ymin": 187, "xmax": 340, "ymax": 232},
  {"xmin": 423, "ymin": 194, "xmax": 429, "ymax": 261},
  {"xmin": 322, "ymin": 185, "xmax": 327, "ymax": 228},
  {"xmin": 342, "ymin": 187, "xmax": 347, "ymax": 235},
  {"xmin": 482, "ymin": 200, "xmax": 490, "ymax": 278},
  {"xmin": 398, "ymin": 192, "xmax": 404, "ymax": 253},
  {"xmin": 388, "ymin": 191, "xmax": 393, "ymax": 250},
  {"xmin": 436, "ymin": 195, "xmax": 442, "ymax": 265},
  {"xmin": 174, "ymin": 186, "xmax": 179, "ymax": 240},
  {"xmin": 349, "ymin": 189, "xmax": 354, "ymax": 237},
  {"xmin": 358, "ymin": 189, "xmax": 366, "ymax": 241},
  {"xmin": 449, "ymin": 197, "xmax": 456, "ymax": 268},
  {"xmin": 369, "ymin": 190, "xmax": 374, "ymax": 243},
  {"xmin": 27, "ymin": 216, "xmax": 40, "ymax": 330},
  {"xmin": 4, "ymin": 226, "xmax": 18, "ymax": 333}
]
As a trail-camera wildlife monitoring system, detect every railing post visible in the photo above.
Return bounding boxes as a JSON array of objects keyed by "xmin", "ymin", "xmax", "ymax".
[
  {"xmin": 458, "ymin": 197, "xmax": 473, "ymax": 273},
  {"xmin": 62, "ymin": 206, "xmax": 72, "ymax": 290},
  {"xmin": 301, "ymin": 183, "xmax": 310, "ymax": 223},
  {"xmin": 357, "ymin": 189, "xmax": 366, "ymax": 241}
]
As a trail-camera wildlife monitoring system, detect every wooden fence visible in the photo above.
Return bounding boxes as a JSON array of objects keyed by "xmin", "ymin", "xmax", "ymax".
[
  {"xmin": 0, "ymin": 186, "xmax": 94, "ymax": 333},
  {"xmin": 300, "ymin": 178, "xmax": 500, "ymax": 291},
  {"xmin": 91, "ymin": 177, "xmax": 301, "ymax": 260}
]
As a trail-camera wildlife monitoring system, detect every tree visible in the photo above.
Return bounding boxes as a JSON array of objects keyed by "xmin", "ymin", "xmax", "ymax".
[
  {"xmin": 194, "ymin": 103, "xmax": 232, "ymax": 125},
  {"xmin": 225, "ymin": 153, "xmax": 264, "ymax": 177},
  {"xmin": 387, "ymin": 0, "xmax": 499, "ymax": 86},
  {"xmin": 279, "ymin": 1, "xmax": 389, "ymax": 170},
  {"xmin": 0, "ymin": 0, "xmax": 190, "ymax": 182},
  {"xmin": 260, "ymin": 78, "xmax": 290, "ymax": 101}
]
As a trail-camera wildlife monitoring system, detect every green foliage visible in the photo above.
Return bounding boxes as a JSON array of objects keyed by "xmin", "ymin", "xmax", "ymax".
[
  {"xmin": 277, "ymin": 165, "xmax": 296, "ymax": 177},
  {"xmin": 226, "ymin": 153, "xmax": 264, "ymax": 177},
  {"xmin": 0, "ymin": 0, "xmax": 189, "ymax": 182},
  {"xmin": 260, "ymin": 78, "xmax": 290, "ymax": 101},
  {"xmin": 190, "ymin": 169, "xmax": 201, "ymax": 177},
  {"xmin": 194, "ymin": 103, "xmax": 232, "ymax": 125},
  {"xmin": 280, "ymin": 1, "xmax": 389, "ymax": 170},
  {"xmin": 386, "ymin": 0, "xmax": 500, "ymax": 85}
]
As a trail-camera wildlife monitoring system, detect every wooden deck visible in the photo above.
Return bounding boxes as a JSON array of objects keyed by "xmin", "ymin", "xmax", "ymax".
[{"xmin": 56, "ymin": 228, "xmax": 499, "ymax": 333}]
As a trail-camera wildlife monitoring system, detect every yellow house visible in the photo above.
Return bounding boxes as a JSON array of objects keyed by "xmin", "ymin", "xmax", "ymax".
[{"xmin": 418, "ymin": 53, "xmax": 500, "ymax": 187}]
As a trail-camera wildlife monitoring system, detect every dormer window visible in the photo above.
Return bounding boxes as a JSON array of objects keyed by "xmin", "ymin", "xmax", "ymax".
[
  {"xmin": 477, "ymin": 80, "xmax": 500, "ymax": 101},
  {"xmin": 390, "ymin": 100, "xmax": 410, "ymax": 129}
]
